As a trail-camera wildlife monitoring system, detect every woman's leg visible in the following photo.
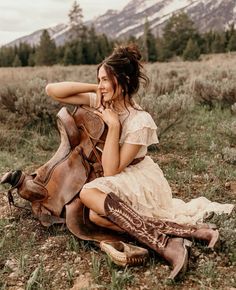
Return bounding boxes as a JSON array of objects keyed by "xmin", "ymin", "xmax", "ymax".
[
  {"xmin": 80, "ymin": 187, "xmax": 107, "ymax": 215},
  {"xmin": 80, "ymin": 188, "xmax": 219, "ymax": 248},
  {"xmin": 89, "ymin": 210, "xmax": 124, "ymax": 232},
  {"xmin": 103, "ymin": 192, "xmax": 190, "ymax": 280},
  {"xmin": 81, "ymin": 188, "xmax": 192, "ymax": 279},
  {"xmin": 80, "ymin": 187, "xmax": 124, "ymax": 232}
]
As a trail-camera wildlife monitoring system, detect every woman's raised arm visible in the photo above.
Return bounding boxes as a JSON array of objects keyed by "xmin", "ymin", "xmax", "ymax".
[{"xmin": 45, "ymin": 82, "xmax": 98, "ymax": 106}]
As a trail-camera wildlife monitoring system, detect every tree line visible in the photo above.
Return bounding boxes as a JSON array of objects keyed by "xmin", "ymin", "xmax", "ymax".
[{"xmin": 0, "ymin": 1, "xmax": 236, "ymax": 67}]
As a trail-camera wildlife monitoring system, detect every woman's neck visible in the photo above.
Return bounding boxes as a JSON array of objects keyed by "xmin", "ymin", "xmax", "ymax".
[{"xmin": 112, "ymin": 95, "xmax": 132, "ymax": 112}]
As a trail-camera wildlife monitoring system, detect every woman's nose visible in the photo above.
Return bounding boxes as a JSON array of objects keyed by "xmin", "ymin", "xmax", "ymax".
[{"xmin": 98, "ymin": 81, "xmax": 104, "ymax": 90}]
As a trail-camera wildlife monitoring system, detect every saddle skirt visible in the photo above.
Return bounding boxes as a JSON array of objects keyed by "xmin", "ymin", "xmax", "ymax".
[{"xmin": 1, "ymin": 105, "xmax": 124, "ymax": 243}]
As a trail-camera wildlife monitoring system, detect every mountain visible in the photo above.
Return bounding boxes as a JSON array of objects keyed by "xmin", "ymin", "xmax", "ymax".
[
  {"xmin": 7, "ymin": 23, "xmax": 70, "ymax": 47},
  {"xmin": 6, "ymin": 0, "xmax": 236, "ymax": 47},
  {"xmin": 93, "ymin": 0, "xmax": 236, "ymax": 38}
]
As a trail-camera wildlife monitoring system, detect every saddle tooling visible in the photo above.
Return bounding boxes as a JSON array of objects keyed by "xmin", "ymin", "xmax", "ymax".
[{"xmin": 1, "ymin": 105, "xmax": 148, "ymax": 266}]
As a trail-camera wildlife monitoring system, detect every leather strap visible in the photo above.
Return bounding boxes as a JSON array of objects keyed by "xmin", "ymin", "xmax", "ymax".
[{"xmin": 80, "ymin": 123, "xmax": 103, "ymax": 166}]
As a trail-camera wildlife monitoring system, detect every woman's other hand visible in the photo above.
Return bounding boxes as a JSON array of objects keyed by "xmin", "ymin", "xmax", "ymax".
[{"xmin": 94, "ymin": 106, "xmax": 120, "ymax": 128}]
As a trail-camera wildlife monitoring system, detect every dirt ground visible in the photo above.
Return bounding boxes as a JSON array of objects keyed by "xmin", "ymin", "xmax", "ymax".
[{"xmin": 0, "ymin": 155, "xmax": 235, "ymax": 290}]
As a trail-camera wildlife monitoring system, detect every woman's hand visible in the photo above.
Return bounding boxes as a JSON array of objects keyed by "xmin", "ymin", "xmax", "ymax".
[
  {"xmin": 95, "ymin": 88, "xmax": 102, "ymax": 108},
  {"xmin": 94, "ymin": 106, "xmax": 120, "ymax": 128}
]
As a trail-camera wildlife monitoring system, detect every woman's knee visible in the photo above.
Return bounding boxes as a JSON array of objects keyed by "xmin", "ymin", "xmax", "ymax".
[
  {"xmin": 79, "ymin": 187, "xmax": 92, "ymax": 202},
  {"xmin": 79, "ymin": 187, "xmax": 107, "ymax": 215}
]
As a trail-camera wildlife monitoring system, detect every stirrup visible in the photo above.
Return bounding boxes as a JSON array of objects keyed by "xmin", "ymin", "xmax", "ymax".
[{"xmin": 100, "ymin": 240, "xmax": 149, "ymax": 267}]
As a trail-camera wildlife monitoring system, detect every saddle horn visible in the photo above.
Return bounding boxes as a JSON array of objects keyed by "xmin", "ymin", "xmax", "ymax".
[
  {"xmin": 1, "ymin": 170, "xmax": 47, "ymax": 202},
  {"xmin": 1, "ymin": 170, "xmax": 23, "ymax": 187}
]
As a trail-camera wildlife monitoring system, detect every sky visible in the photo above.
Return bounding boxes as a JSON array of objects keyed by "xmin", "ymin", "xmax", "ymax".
[{"xmin": 0, "ymin": 0, "xmax": 129, "ymax": 45}]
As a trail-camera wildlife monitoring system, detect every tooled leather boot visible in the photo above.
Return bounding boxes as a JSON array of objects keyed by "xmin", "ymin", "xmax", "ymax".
[
  {"xmin": 143, "ymin": 217, "xmax": 219, "ymax": 249},
  {"xmin": 104, "ymin": 193, "xmax": 192, "ymax": 279}
]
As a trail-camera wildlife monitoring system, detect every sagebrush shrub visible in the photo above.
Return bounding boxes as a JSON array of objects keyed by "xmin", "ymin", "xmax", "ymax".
[
  {"xmin": 140, "ymin": 89, "xmax": 194, "ymax": 137},
  {"xmin": 193, "ymin": 73, "xmax": 236, "ymax": 106}
]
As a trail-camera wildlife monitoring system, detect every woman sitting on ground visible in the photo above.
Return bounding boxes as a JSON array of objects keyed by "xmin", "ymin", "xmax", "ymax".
[{"xmin": 46, "ymin": 44, "xmax": 234, "ymax": 279}]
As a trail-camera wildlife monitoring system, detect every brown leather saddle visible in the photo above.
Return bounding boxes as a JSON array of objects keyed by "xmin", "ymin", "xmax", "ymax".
[{"xmin": 1, "ymin": 105, "xmax": 125, "ymax": 243}]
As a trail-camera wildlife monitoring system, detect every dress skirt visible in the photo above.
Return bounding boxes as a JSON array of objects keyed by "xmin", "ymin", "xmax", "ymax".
[{"xmin": 83, "ymin": 156, "xmax": 234, "ymax": 224}]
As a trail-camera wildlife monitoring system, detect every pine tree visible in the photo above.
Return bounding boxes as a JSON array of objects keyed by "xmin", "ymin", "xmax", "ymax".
[
  {"xmin": 56, "ymin": 46, "xmax": 66, "ymax": 64},
  {"xmin": 202, "ymin": 30, "xmax": 215, "ymax": 54},
  {"xmin": 147, "ymin": 32, "xmax": 158, "ymax": 62},
  {"xmin": 63, "ymin": 43, "xmax": 76, "ymax": 65},
  {"xmin": 225, "ymin": 23, "xmax": 235, "ymax": 47},
  {"xmin": 18, "ymin": 42, "xmax": 32, "ymax": 66},
  {"xmin": 182, "ymin": 38, "xmax": 200, "ymax": 61},
  {"xmin": 97, "ymin": 34, "xmax": 112, "ymax": 61},
  {"xmin": 75, "ymin": 42, "xmax": 83, "ymax": 64},
  {"xmin": 143, "ymin": 18, "xmax": 158, "ymax": 62},
  {"xmin": 156, "ymin": 36, "xmax": 167, "ymax": 61},
  {"xmin": 162, "ymin": 12, "xmax": 199, "ymax": 59},
  {"xmin": 68, "ymin": 1, "xmax": 83, "ymax": 40},
  {"xmin": 87, "ymin": 25, "xmax": 98, "ymax": 64},
  {"xmin": 35, "ymin": 30, "xmax": 57, "ymax": 66},
  {"xmin": 227, "ymin": 31, "xmax": 236, "ymax": 52},
  {"xmin": 12, "ymin": 54, "xmax": 22, "ymax": 67},
  {"xmin": 0, "ymin": 46, "xmax": 15, "ymax": 67},
  {"xmin": 28, "ymin": 53, "xmax": 35, "ymax": 66},
  {"xmin": 211, "ymin": 32, "xmax": 226, "ymax": 53}
]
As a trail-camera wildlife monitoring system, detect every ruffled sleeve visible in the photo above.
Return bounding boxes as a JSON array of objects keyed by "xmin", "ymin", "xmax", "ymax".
[
  {"xmin": 120, "ymin": 110, "xmax": 159, "ymax": 146},
  {"xmin": 89, "ymin": 92, "xmax": 98, "ymax": 108}
]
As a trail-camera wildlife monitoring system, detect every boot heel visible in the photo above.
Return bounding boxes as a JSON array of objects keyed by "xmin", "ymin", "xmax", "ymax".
[{"xmin": 168, "ymin": 238, "xmax": 192, "ymax": 280}]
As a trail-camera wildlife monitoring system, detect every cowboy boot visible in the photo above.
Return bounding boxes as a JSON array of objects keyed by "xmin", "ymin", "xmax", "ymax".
[
  {"xmin": 104, "ymin": 193, "xmax": 192, "ymax": 280},
  {"xmin": 143, "ymin": 217, "xmax": 219, "ymax": 249}
]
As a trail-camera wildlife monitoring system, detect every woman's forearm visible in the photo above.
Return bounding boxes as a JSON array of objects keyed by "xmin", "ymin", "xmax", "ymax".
[
  {"xmin": 102, "ymin": 124, "xmax": 121, "ymax": 176},
  {"xmin": 46, "ymin": 82, "xmax": 98, "ymax": 99}
]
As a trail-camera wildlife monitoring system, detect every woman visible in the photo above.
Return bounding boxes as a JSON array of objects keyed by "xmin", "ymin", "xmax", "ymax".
[{"xmin": 46, "ymin": 44, "xmax": 234, "ymax": 279}]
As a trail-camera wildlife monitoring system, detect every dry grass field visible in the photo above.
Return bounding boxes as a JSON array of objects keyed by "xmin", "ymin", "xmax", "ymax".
[{"xmin": 0, "ymin": 53, "xmax": 236, "ymax": 289}]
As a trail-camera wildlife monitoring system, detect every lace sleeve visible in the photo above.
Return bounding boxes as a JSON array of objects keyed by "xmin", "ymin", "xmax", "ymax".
[
  {"xmin": 120, "ymin": 110, "xmax": 159, "ymax": 146},
  {"xmin": 124, "ymin": 127, "xmax": 159, "ymax": 146},
  {"xmin": 89, "ymin": 92, "xmax": 98, "ymax": 108}
]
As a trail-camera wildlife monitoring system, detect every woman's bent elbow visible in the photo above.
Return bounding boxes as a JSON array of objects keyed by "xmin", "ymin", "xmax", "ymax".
[{"xmin": 45, "ymin": 83, "xmax": 55, "ymax": 98}]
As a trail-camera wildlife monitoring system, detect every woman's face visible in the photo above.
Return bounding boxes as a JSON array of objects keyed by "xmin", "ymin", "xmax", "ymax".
[{"xmin": 98, "ymin": 65, "xmax": 120, "ymax": 103}]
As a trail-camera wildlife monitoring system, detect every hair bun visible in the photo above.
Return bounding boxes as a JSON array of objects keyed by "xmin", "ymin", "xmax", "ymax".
[{"xmin": 113, "ymin": 44, "xmax": 142, "ymax": 62}]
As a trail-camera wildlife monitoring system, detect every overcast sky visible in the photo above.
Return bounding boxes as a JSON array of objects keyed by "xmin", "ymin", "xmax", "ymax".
[{"xmin": 0, "ymin": 0, "xmax": 129, "ymax": 45}]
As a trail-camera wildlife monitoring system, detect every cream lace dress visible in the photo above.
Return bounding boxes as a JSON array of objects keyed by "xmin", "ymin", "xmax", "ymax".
[{"xmin": 83, "ymin": 93, "xmax": 234, "ymax": 224}]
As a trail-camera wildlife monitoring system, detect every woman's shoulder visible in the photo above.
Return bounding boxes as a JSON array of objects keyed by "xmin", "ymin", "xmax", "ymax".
[
  {"xmin": 131, "ymin": 105, "xmax": 156, "ymax": 124},
  {"xmin": 120, "ymin": 105, "xmax": 159, "ymax": 146},
  {"xmin": 124, "ymin": 105, "xmax": 157, "ymax": 132}
]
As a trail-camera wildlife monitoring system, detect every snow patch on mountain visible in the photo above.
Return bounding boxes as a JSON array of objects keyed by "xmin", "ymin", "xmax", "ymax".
[
  {"xmin": 116, "ymin": 22, "xmax": 141, "ymax": 37},
  {"xmin": 5, "ymin": 0, "xmax": 236, "ymax": 47},
  {"xmin": 51, "ymin": 25, "xmax": 70, "ymax": 41},
  {"xmin": 134, "ymin": 0, "xmax": 162, "ymax": 14}
]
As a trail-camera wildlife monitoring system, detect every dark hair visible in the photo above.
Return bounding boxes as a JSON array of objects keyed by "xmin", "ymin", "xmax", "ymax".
[{"xmin": 97, "ymin": 44, "xmax": 149, "ymax": 101}]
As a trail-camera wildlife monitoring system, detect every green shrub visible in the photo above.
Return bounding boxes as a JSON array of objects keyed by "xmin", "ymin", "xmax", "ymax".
[{"xmin": 140, "ymin": 89, "xmax": 194, "ymax": 137}]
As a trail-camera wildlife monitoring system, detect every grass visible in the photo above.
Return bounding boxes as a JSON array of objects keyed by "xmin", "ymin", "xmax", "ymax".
[
  {"xmin": 159, "ymin": 105, "xmax": 236, "ymax": 205},
  {"xmin": 1, "ymin": 105, "xmax": 235, "ymax": 289},
  {"xmin": 0, "ymin": 55, "xmax": 236, "ymax": 289}
]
